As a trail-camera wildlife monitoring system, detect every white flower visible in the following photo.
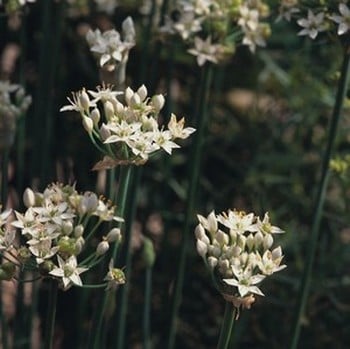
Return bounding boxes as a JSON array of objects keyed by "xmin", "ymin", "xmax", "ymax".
[
  {"xmin": 297, "ymin": 10, "xmax": 327, "ymax": 39},
  {"xmin": 49, "ymin": 255, "xmax": 88, "ymax": 290},
  {"xmin": 256, "ymin": 212, "xmax": 284, "ymax": 234},
  {"xmin": 173, "ymin": 11, "xmax": 203, "ymax": 40},
  {"xmin": 257, "ymin": 247, "xmax": 286, "ymax": 275},
  {"xmin": 242, "ymin": 25, "xmax": 267, "ymax": 53},
  {"xmin": 217, "ymin": 210, "xmax": 257, "ymax": 234},
  {"xmin": 29, "ymin": 239, "xmax": 59, "ymax": 264},
  {"xmin": 60, "ymin": 89, "xmax": 96, "ymax": 113},
  {"xmin": 223, "ymin": 267, "xmax": 266, "ymax": 297},
  {"xmin": 168, "ymin": 114, "xmax": 196, "ymax": 139},
  {"xmin": 331, "ymin": 3, "xmax": 350, "ymax": 35},
  {"xmin": 238, "ymin": 5, "xmax": 259, "ymax": 31},
  {"xmin": 188, "ymin": 36, "xmax": 222, "ymax": 66},
  {"xmin": 0, "ymin": 229, "xmax": 16, "ymax": 251}
]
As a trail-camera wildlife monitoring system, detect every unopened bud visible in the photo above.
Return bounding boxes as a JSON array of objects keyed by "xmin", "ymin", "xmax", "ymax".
[
  {"xmin": 62, "ymin": 221, "xmax": 73, "ymax": 235},
  {"xmin": 79, "ymin": 90, "xmax": 90, "ymax": 111},
  {"xmin": 96, "ymin": 241, "xmax": 109, "ymax": 256},
  {"xmin": 82, "ymin": 116, "xmax": 93, "ymax": 134},
  {"xmin": 104, "ymin": 101, "xmax": 114, "ymax": 121},
  {"xmin": 74, "ymin": 225, "xmax": 84, "ymax": 237},
  {"xmin": 196, "ymin": 239, "xmax": 208, "ymax": 258},
  {"xmin": 151, "ymin": 94, "xmax": 165, "ymax": 111},
  {"xmin": 137, "ymin": 85, "xmax": 147, "ymax": 102},
  {"xmin": 106, "ymin": 228, "xmax": 121, "ymax": 243},
  {"xmin": 23, "ymin": 187, "xmax": 35, "ymax": 208},
  {"xmin": 142, "ymin": 237, "xmax": 156, "ymax": 268},
  {"xmin": 90, "ymin": 108, "xmax": 100, "ymax": 125}
]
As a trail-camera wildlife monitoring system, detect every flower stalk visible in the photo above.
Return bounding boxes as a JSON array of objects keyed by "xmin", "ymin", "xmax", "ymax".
[
  {"xmin": 166, "ymin": 64, "xmax": 213, "ymax": 349},
  {"xmin": 217, "ymin": 302, "xmax": 236, "ymax": 349},
  {"xmin": 289, "ymin": 43, "xmax": 350, "ymax": 349},
  {"xmin": 44, "ymin": 279, "xmax": 58, "ymax": 349}
]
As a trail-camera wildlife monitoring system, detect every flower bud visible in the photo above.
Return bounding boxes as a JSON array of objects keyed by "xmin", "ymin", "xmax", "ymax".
[
  {"xmin": 263, "ymin": 234, "xmax": 274, "ymax": 250},
  {"xmin": 254, "ymin": 232, "xmax": 264, "ymax": 247},
  {"xmin": 74, "ymin": 225, "xmax": 84, "ymax": 237},
  {"xmin": 82, "ymin": 116, "xmax": 93, "ymax": 134},
  {"xmin": 106, "ymin": 228, "xmax": 121, "ymax": 243},
  {"xmin": 151, "ymin": 94, "xmax": 165, "ymax": 111},
  {"xmin": 142, "ymin": 237, "xmax": 156, "ymax": 268},
  {"xmin": 75, "ymin": 237, "xmax": 85, "ymax": 254},
  {"xmin": 90, "ymin": 108, "xmax": 100, "ymax": 126},
  {"xmin": 104, "ymin": 101, "xmax": 114, "ymax": 121},
  {"xmin": 137, "ymin": 85, "xmax": 147, "ymax": 102},
  {"xmin": 246, "ymin": 234, "xmax": 255, "ymax": 251},
  {"xmin": 130, "ymin": 93, "xmax": 140, "ymax": 107},
  {"xmin": 23, "ymin": 187, "xmax": 35, "ymax": 208},
  {"xmin": 216, "ymin": 230, "xmax": 229, "ymax": 246},
  {"xmin": 99, "ymin": 123, "xmax": 111, "ymax": 140},
  {"xmin": 96, "ymin": 241, "xmax": 109, "ymax": 256},
  {"xmin": 207, "ymin": 256, "xmax": 218, "ymax": 269},
  {"xmin": 125, "ymin": 87, "xmax": 133, "ymax": 104},
  {"xmin": 79, "ymin": 90, "xmax": 90, "ymax": 111},
  {"xmin": 196, "ymin": 239, "xmax": 208, "ymax": 258},
  {"xmin": 62, "ymin": 221, "xmax": 73, "ymax": 235}
]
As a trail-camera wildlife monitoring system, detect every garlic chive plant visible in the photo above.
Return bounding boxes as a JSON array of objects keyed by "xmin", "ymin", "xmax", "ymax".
[
  {"xmin": 195, "ymin": 209, "xmax": 286, "ymax": 348},
  {"xmin": 60, "ymin": 84, "xmax": 195, "ymax": 169}
]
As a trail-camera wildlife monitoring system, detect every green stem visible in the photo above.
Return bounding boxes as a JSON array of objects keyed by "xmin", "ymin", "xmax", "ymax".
[
  {"xmin": 90, "ymin": 165, "xmax": 132, "ymax": 349},
  {"xmin": 217, "ymin": 302, "xmax": 236, "ymax": 349},
  {"xmin": 166, "ymin": 64, "xmax": 213, "ymax": 349},
  {"xmin": 114, "ymin": 167, "xmax": 142, "ymax": 349},
  {"xmin": 43, "ymin": 280, "xmax": 58, "ymax": 349},
  {"xmin": 143, "ymin": 267, "xmax": 153, "ymax": 349},
  {"xmin": 289, "ymin": 45, "xmax": 350, "ymax": 349}
]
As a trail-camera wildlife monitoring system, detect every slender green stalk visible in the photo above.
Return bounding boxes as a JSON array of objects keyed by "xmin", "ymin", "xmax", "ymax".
[
  {"xmin": 217, "ymin": 302, "xmax": 236, "ymax": 349},
  {"xmin": 166, "ymin": 64, "xmax": 213, "ymax": 349},
  {"xmin": 143, "ymin": 267, "xmax": 153, "ymax": 349},
  {"xmin": 114, "ymin": 167, "xmax": 142, "ymax": 349},
  {"xmin": 90, "ymin": 165, "xmax": 132, "ymax": 349},
  {"xmin": 289, "ymin": 45, "xmax": 350, "ymax": 349},
  {"xmin": 32, "ymin": 1, "xmax": 64, "ymax": 187},
  {"xmin": 44, "ymin": 280, "xmax": 58, "ymax": 349}
]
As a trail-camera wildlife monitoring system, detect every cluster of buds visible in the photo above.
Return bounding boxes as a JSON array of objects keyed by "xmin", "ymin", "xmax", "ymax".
[
  {"xmin": 277, "ymin": 0, "xmax": 350, "ymax": 40},
  {"xmin": 86, "ymin": 17, "xmax": 135, "ymax": 72},
  {"xmin": 159, "ymin": 0, "xmax": 271, "ymax": 65},
  {"xmin": 0, "ymin": 81, "xmax": 31, "ymax": 150},
  {"xmin": 60, "ymin": 84, "xmax": 195, "ymax": 168},
  {"xmin": 0, "ymin": 0, "xmax": 35, "ymax": 14},
  {"xmin": 0, "ymin": 183, "xmax": 125, "ymax": 290},
  {"xmin": 195, "ymin": 209, "xmax": 286, "ymax": 310}
]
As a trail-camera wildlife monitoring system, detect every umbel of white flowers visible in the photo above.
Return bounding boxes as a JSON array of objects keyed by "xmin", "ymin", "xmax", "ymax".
[
  {"xmin": 0, "ymin": 183, "xmax": 125, "ymax": 291},
  {"xmin": 60, "ymin": 84, "xmax": 195, "ymax": 168},
  {"xmin": 195, "ymin": 209, "xmax": 286, "ymax": 311}
]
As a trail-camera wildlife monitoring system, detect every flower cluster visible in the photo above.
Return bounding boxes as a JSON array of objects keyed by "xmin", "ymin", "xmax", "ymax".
[
  {"xmin": 0, "ymin": 183, "xmax": 125, "ymax": 290},
  {"xmin": 195, "ymin": 210, "xmax": 286, "ymax": 309},
  {"xmin": 86, "ymin": 17, "xmax": 135, "ymax": 71},
  {"xmin": 0, "ymin": 80, "xmax": 31, "ymax": 150},
  {"xmin": 160, "ymin": 0, "xmax": 271, "ymax": 65},
  {"xmin": 277, "ymin": 1, "xmax": 350, "ymax": 40},
  {"xmin": 60, "ymin": 84, "xmax": 195, "ymax": 167}
]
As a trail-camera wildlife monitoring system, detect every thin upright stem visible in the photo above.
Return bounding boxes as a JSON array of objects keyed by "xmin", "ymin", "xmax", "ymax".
[
  {"xmin": 217, "ymin": 302, "xmax": 236, "ymax": 349},
  {"xmin": 90, "ymin": 165, "xmax": 132, "ymax": 349},
  {"xmin": 44, "ymin": 280, "xmax": 58, "ymax": 349},
  {"xmin": 114, "ymin": 167, "xmax": 142, "ymax": 349},
  {"xmin": 289, "ymin": 45, "xmax": 350, "ymax": 349},
  {"xmin": 166, "ymin": 64, "xmax": 213, "ymax": 349},
  {"xmin": 143, "ymin": 267, "xmax": 153, "ymax": 349}
]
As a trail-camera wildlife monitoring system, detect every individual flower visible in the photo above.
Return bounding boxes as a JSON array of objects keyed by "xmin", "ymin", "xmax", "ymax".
[
  {"xmin": 297, "ymin": 9, "xmax": 327, "ymax": 39},
  {"xmin": 195, "ymin": 209, "xmax": 286, "ymax": 311},
  {"xmin": 86, "ymin": 17, "xmax": 135, "ymax": 71},
  {"xmin": 330, "ymin": 3, "xmax": 350, "ymax": 35},
  {"xmin": 104, "ymin": 259, "xmax": 126, "ymax": 290},
  {"xmin": 276, "ymin": 0, "xmax": 300, "ymax": 22},
  {"xmin": 188, "ymin": 36, "xmax": 223, "ymax": 66},
  {"xmin": 49, "ymin": 255, "xmax": 88, "ymax": 290}
]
